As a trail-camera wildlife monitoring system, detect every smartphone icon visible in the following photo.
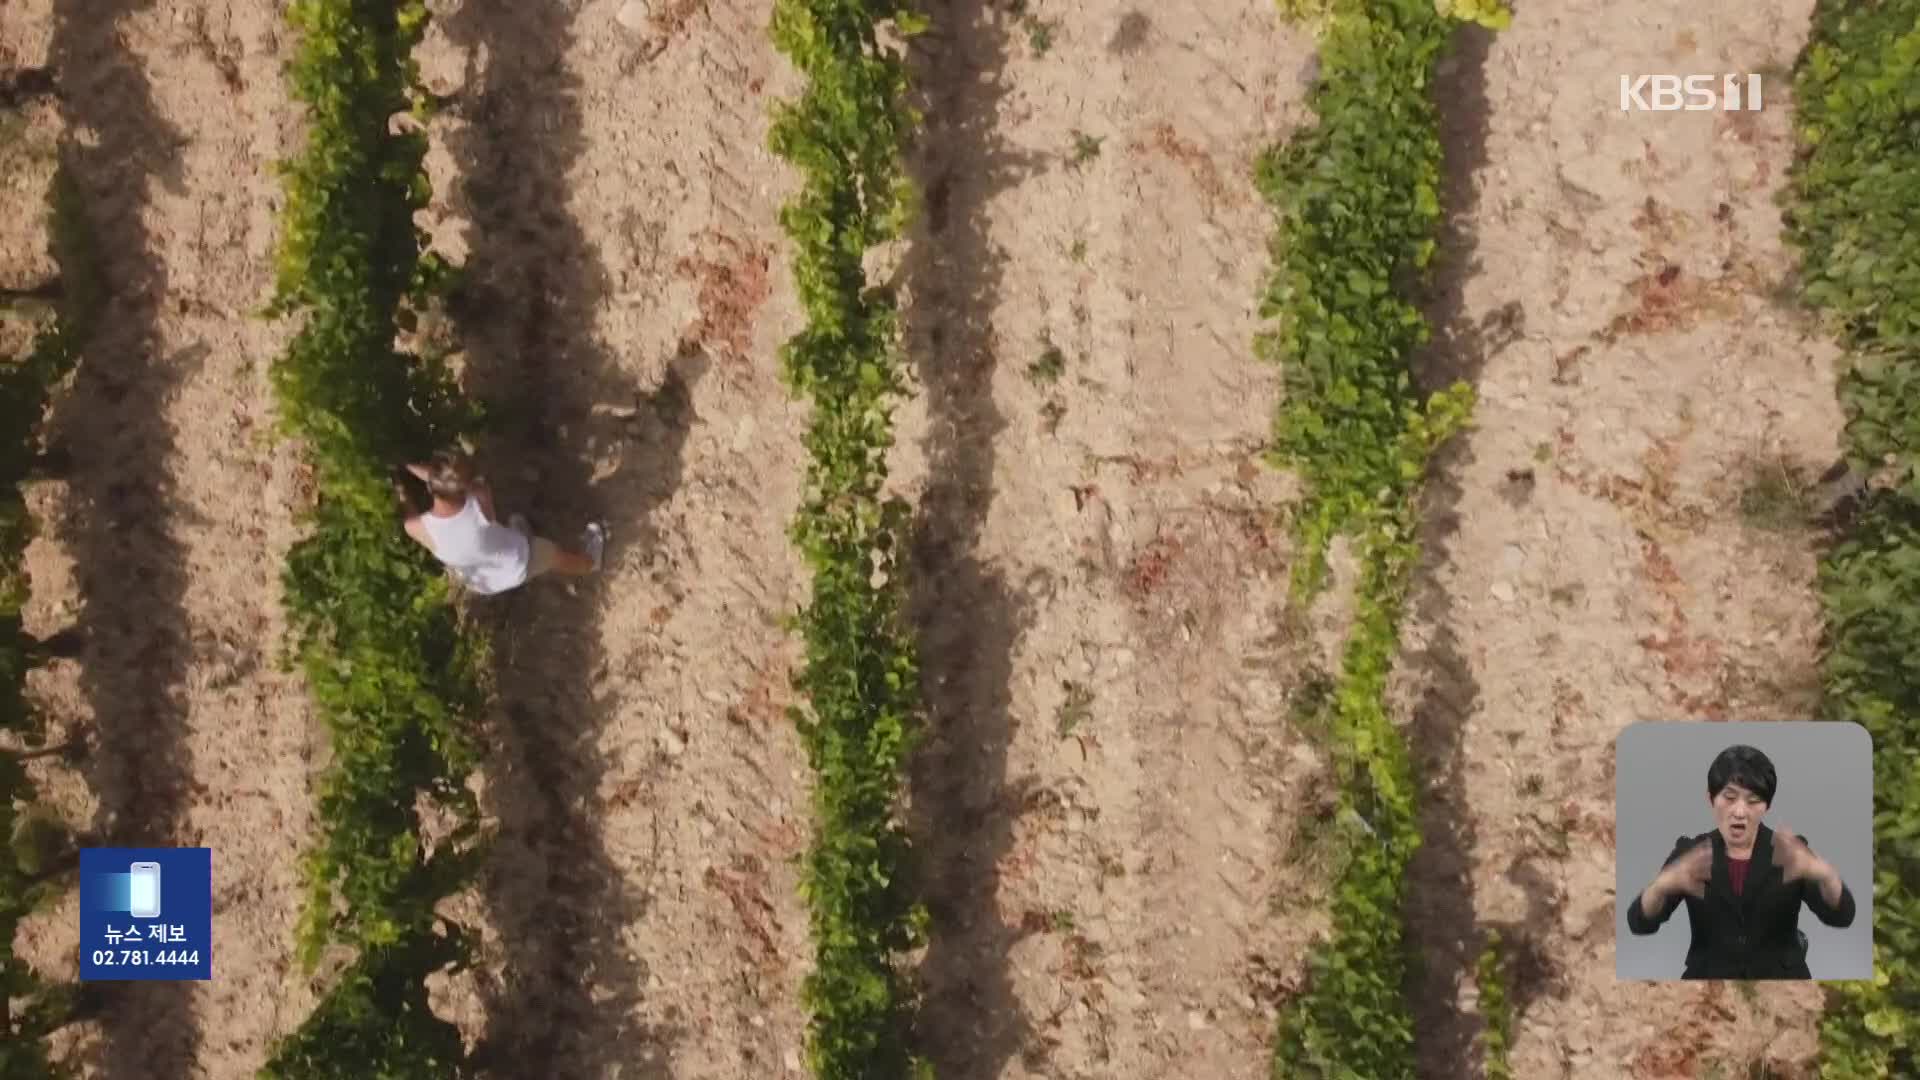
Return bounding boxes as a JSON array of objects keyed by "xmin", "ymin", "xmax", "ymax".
[{"xmin": 128, "ymin": 862, "xmax": 161, "ymax": 919}]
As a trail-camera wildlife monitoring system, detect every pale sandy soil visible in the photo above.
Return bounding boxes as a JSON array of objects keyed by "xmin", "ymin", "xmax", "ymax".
[
  {"xmin": 0, "ymin": 0, "xmax": 1840, "ymax": 1078},
  {"xmin": 410, "ymin": 0, "xmax": 816, "ymax": 1076},
  {"xmin": 7, "ymin": 2, "xmax": 319, "ymax": 1079},
  {"xmin": 888, "ymin": 3, "xmax": 1322, "ymax": 1080},
  {"xmin": 1400, "ymin": 3, "xmax": 1842, "ymax": 1079}
]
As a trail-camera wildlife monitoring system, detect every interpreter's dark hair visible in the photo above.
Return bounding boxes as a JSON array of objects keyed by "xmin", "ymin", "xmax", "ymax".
[
  {"xmin": 426, "ymin": 449, "xmax": 472, "ymax": 500},
  {"xmin": 1706, "ymin": 744, "xmax": 1777, "ymax": 806}
]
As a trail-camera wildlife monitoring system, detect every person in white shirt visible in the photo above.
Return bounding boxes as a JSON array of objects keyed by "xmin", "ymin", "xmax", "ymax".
[{"xmin": 399, "ymin": 450, "xmax": 605, "ymax": 596}]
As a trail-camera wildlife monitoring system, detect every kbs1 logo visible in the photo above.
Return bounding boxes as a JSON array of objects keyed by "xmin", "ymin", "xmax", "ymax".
[{"xmin": 1620, "ymin": 74, "xmax": 1764, "ymax": 112}]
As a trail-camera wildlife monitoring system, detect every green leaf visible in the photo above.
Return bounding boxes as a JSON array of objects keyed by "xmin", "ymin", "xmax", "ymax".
[{"xmin": 1863, "ymin": 1008, "xmax": 1905, "ymax": 1038}]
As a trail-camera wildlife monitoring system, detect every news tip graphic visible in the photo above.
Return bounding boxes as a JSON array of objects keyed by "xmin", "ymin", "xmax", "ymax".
[{"xmin": 79, "ymin": 848, "xmax": 211, "ymax": 981}]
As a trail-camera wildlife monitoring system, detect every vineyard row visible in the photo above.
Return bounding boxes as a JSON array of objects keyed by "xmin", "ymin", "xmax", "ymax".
[
  {"xmin": 0, "ymin": 165, "xmax": 101, "ymax": 1080},
  {"xmin": 257, "ymin": 0, "xmax": 492, "ymax": 1073},
  {"xmin": 1787, "ymin": 0, "xmax": 1920, "ymax": 1073},
  {"xmin": 1254, "ymin": 1, "xmax": 1486, "ymax": 1076},
  {"xmin": 766, "ymin": 0, "xmax": 934, "ymax": 1076}
]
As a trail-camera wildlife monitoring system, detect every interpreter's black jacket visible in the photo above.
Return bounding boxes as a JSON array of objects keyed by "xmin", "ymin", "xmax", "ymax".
[{"xmin": 1626, "ymin": 823, "xmax": 1856, "ymax": 979}]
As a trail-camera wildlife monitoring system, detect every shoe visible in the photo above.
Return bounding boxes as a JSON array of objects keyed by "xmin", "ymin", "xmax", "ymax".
[{"xmin": 583, "ymin": 523, "xmax": 607, "ymax": 571}]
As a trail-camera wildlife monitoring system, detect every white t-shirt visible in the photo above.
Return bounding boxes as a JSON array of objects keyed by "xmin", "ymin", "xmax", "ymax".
[{"xmin": 417, "ymin": 497, "xmax": 530, "ymax": 595}]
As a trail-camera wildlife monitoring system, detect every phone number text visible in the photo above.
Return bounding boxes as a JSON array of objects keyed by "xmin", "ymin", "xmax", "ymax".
[{"xmin": 89, "ymin": 949, "xmax": 200, "ymax": 966}]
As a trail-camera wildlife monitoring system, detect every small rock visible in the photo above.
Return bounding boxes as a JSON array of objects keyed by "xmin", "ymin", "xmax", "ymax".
[
  {"xmin": 615, "ymin": 0, "xmax": 651, "ymax": 31},
  {"xmin": 1187, "ymin": 1010, "xmax": 1208, "ymax": 1030},
  {"xmin": 659, "ymin": 728, "xmax": 687, "ymax": 757},
  {"xmin": 784, "ymin": 1048, "xmax": 801, "ymax": 1071},
  {"xmin": 749, "ymin": 1014, "xmax": 766, "ymax": 1029},
  {"xmin": 1501, "ymin": 544, "xmax": 1526, "ymax": 572},
  {"xmin": 1490, "ymin": 581, "xmax": 1516, "ymax": 604}
]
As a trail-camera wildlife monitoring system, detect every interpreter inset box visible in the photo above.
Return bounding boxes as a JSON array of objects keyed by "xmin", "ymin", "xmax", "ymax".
[{"xmin": 1614, "ymin": 721, "xmax": 1872, "ymax": 981}]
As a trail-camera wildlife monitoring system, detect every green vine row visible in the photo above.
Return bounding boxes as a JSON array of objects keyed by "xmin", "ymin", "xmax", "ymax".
[
  {"xmin": 0, "ymin": 165, "xmax": 100, "ymax": 1080},
  {"xmin": 1782, "ymin": 1, "xmax": 1920, "ymax": 1075},
  {"xmin": 766, "ymin": 1, "xmax": 932, "ymax": 1077},
  {"xmin": 261, "ymin": 0, "xmax": 486, "ymax": 1075},
  {"xmin": 1256, "ymin": 0, "xmax": 1494, "ymax": 1076},
  {"xmin": 1476, "ymin": 930, "xmax": 1514, "ymax": 1080}
]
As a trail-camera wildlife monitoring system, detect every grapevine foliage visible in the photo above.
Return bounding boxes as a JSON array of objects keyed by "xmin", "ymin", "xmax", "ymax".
[
  {"xmin": 261, "ymin": 1, "xmax": 487, "ymax": 1075},
  {"xmin": 1256, "ymin": 0, "xmax": 1488, "ymax": 1076},
  {"xmin": 0, "ymin": 166, "xmax": 100, "ymax": 1080},
  {"xmin": 256, "ymin": 935, "xmax": 470, "ymax": 1080},
  {"xmin": 767, "ymin": 1, "xmax": 933, "ymax": 1077},
  {"xmin": 1782, "ymin": 1, "xmax": 1920, "ymax": 1074},
  {"xmin": 1257, "ymin": 0, "xmax": 1460, "ymax": 600},
  {"xmin": 1476, "ymin": 931, "xmax": 1514, "ymax": 1080}
]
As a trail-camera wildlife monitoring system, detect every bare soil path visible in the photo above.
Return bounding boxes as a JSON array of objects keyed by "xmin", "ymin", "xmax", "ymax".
[
  {"xmin": 11, "ymin": 1, "xmax": 318, "ymax": 1077},
  {"xmin": 415, "ymin": 0, "xmax": 815, "ymax": 1075},
  {"xmin": 896, "ymin": 3, "xmax": 1320, "ymax": 1078},
  {"xmin": 1401, "ymin": 4, "xmax": 1843, "ymax": 1078}
]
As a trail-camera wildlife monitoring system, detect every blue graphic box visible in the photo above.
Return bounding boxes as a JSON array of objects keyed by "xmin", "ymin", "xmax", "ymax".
[{"xmin": 79, "ymin": 848, "xmax": 211, "ymax": 981}]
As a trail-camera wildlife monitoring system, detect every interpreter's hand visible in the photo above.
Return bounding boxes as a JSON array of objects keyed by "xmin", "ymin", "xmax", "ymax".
[
  {"xmin": 1653, "ymin": 840, "xmax": 1713, "ymax": 900},
  {"xmin": 1771, "ymin": 827, "xmax": 1836, "ymax": 884}
]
